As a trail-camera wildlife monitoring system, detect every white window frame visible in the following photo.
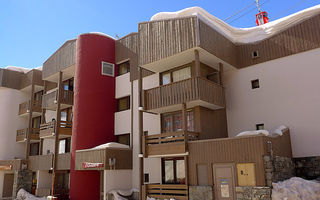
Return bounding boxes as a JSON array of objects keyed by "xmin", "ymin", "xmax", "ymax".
[{"xmin": 101, "ymin": 61, "xmax": 115, "ymax": 77}]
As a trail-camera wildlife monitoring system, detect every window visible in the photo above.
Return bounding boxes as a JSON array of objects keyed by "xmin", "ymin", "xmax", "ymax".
[
  {"xmin": 160, "ymin": 66, "xmax": 191, "ymax": 85},
  {"xmin": 117, "ymin": 96, "xmax": 130, "ymax": 111},
  {"xmin": 161, "ymin": 72, "xmax": 171, "ymax": 85},
  {"xmin": 102, "ymin": 61, "xmax": 115, "ymax": 77},
  {"xmin": 29, "ymin": 143, "xmax": 39, "ymax": 156},
  {"xmin": 118, "ymin": 61, "xmax": 130, "ymax": 76},
  {"xmin": 32, "ymin": 116, "xmax": 41, "ymax": 131},
  {"xmin": 256, "ymin": 124, "xmax": 264, "ymax": 130},
  {"xmin": 251, "ymin": 79, "xmax": 260, "ymax": 89},
  {"xmin": 172, "ymin": 67, "xmax": 191, "ymax": 82},
  {"xmin": 59, "ymin": 138, "xmax": 71, "ymax": 154},
  {"xmin": 144, "ymin": 173, "xmax": 149, "ymax": 183},
  {"xmin": 161, "ymin": 110, "xmax": 194, "ymax": 133},
  {"xmin": 34, "ymin": 91, "xmax": 43, "ymax": 101},
  {"xmin": 63, "ymin": 78, "xmax": 74, "ymax": 91},
  {"xmin": 117, "ymin": 134, "xmax": 130, "ymax": 146},
  {"xmin": 60, "ymin": 108, "xmax": 72, "ymax": 122},
  {"xmin": 252, "ymin": 50, "xmax": 259, "ymax": 58},
  {"xmin": 162, "ymin": 158, "xmax": 185, "ymax": 184}
]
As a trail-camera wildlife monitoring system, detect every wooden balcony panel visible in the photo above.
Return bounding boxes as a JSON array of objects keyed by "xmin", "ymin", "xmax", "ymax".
[
  {"xmin": 19, "ymin": 100, "xmax": 42, "ymax": 116},
  {"xmin": 145, "ymin": 77, "xmax": 225, "ymax": 112},
  {"xmin": 146, "ymin": 184, "xmax": 188, "ymax": 200},
  {"xmin": 145, "ymin": 131, "xmax": 199, "ymax": 157},
  {"xmin": 59, "ymin": 121, "xmax": 72, "ymax": 136},
  {"xmin": 60, "ymin": 90, "xmax": 74, "ymax": 105},
  {"xmin": 0, "ymin": 160, "xmax": 26, "ymax": 170},
  {"xmin": 40, "ymin": 121, "xmax": 72, "ymax": 138},
  {"xmin": 28, "ymin": 154, "xmax": 53, "ymax": 171},
  {"xmin": 40, "ymin": 121, "xmax": 56, "ymax": 138},
  {"xmin": 57, "ymin": 153, "xmax": 71, "ymax": 170},
  {"xmin": 42, "ymin": 89, "xmax": 74, "ymax": 110},
  {"xmin": 16, "ymin": 128, "xmax": 40, "ymax": 142}
]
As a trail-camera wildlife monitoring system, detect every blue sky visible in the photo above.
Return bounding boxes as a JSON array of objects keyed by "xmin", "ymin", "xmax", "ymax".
[{"xmin": 0, "ymin": 0, "xmax": 319, "ymax": 68}]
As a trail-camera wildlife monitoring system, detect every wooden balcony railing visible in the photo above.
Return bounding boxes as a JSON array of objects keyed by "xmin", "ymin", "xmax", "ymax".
[
  {"xmin": 144, "ymin": 131, "xmax": 199, "ymax": 157},
  {"xmin": 145, "ymin": 77, "xmax": 225, "ymax": 111},
  {"xmin": 40, "ymin": 121, "xmax": 72, "ymax": 138},
  {"xmin": 18, "ymin": 99, "xmax": 42, "ymax": 115},
  {"xmin": 145, "ymin": 184, "xmax": 188, "ymax": 200},
  {"xmin": 28, "ymin": 154, "xmax": 53, "ymax": 171},
  {"xmin": 16, "ymin": 128, "xmax": 40, "ymax": 142},
  {"xmin": 42, "ymin": 89, "xmax": 74, "ymax": 110}
]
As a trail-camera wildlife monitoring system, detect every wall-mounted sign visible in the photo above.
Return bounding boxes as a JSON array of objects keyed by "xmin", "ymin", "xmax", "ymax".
[
  {"xmin": 82, "ymin": 162, "xmax": 104, "ymax": 169},
  {"xmin": 0, "ymin": 165, "xmax": 12, "ymax": 170},
  {"xmin": 220, "ymin": 178, "xmax": 230, "ymax": 198}
]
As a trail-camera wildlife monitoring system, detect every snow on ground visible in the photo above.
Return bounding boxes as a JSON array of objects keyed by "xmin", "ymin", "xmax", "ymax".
[
  {"xmin": 272, "ymin": 177, "xmax": 320, "ymax": 200},
  {"xmin": 15, "ymin": 189, "xmax": 46, "ymax": 200},
  {"xmin": 150, "ymin": 5, "xmax": 320, "ymax": 44},
  {"xmin": 108, "ymin": 189, "xmax": 138, "ymax": 200}
]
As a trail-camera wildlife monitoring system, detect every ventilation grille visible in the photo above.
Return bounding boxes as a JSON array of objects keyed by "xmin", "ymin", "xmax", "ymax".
[{"xmin": 101, "ymin": 62, "xmax": 114, "ymax": 77}]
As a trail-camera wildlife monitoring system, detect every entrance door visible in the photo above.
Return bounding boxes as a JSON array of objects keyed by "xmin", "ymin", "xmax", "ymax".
[
  {"xmin": 213, "ymin": 164, "xmax": 236, "ymax": 200},
  {"xmin": 2, "ymin": 174, "xmax": 14, "ymax": 198}
]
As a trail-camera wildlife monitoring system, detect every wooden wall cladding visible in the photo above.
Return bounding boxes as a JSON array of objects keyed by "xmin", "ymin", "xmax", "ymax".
[
  {"xmin": 116, "ymin": 33, "xmax": 154, "ymax": 81},
  {"xmin": 188, "ymin": 130, "xmax": 292, "ymax": 187},
  {"xmin": 237, "ymin": 14, "xmax": 320, "ymax": 68},
  {"xmin": 42, "ymin": 39, "xmax": 76, "ymax": 79},
  {"xmin": 138, "ymin": 17, "xmax": 198, "ymax": 66}
]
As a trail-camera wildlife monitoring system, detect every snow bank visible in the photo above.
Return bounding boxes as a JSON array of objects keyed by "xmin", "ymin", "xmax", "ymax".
[
  {"xmin": 236, "ymin": 130, "xmax": 269, "ymax": 137},
  {"xmin": 92, "ymin": 142, "xmax": 130, "ymax": 150},
  {"xmin": 150, "ymin": 5, "xmax": 320, "ymax": 44},
  {"xmin": 16, "ymin": 189, "xmax": 46, "ymax": 200},
  {"xmin": 272, "ymin": 125, "xmax": 287, "ymax": 136},
  {"xmin": 108, "ymin": 188, "xmax": 138, "ymax": 200},
  {"xmin": 147, "ymin": 197, "xmax": 176, "ymax": 200},
  {"xmin": 272, "ymin": 177, "xmax": 320, "ymax": 200}
]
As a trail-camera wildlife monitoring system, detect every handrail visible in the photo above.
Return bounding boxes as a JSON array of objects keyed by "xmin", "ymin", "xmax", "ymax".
[
  {"xmin": 145, "ymin": 131, "xmax": 199, "ymax": 145},
  {"xmin": 146, "ymin": 184, "xmax": 188, "ymax": 200},
  {"xmin": 40, "ymin": 121, "xmax": 56, "ymax": 131},
  {"xmin": 17, "ymin": 128, "xmax": 40, "ymax": 136}
]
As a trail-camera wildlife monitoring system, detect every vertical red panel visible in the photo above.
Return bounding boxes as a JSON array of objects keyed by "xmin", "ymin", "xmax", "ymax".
[{"xmin": 70, "ymin": 33, "xmax": 116, "ymax": 200}]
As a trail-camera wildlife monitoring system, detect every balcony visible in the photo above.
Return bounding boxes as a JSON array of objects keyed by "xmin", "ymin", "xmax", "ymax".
[
  {"xmin": 16, "ymin": 128, "xmax": 40, "ymax": 143},
  {"xmin": 42, "ymin": 89, "xmax": 74, "ymax": 110},
  {"xmin": 18, "ymin": 100, "xmax": 42, "ymax": 116},
  {"xmin": 28, "ymin": 154, "xmax": 53, "ymax": 171},
  {"xmin": 28, "ymin": 153, "xmax": 71, "ymax": 171},
  {"xmin": 144, "ymin": 131, "xmax": 199, "ymax": 157},
  {"xmin": 144, "ymin": 184, "xmax": 188, "ymax": 200},
  {"xmin": 144, "ymin": 77, "xmax": 225, "ymax": 113},
  {"xmin": 39, "ymin": 121, "xmax": 72, "ymax": 138},
  {"xmin": 0, "ymin": 159, "xmax": 27, "ymax": 170}
]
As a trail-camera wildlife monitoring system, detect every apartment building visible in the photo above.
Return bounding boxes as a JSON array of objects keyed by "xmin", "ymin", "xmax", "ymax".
[{"xmin": 0, "ymin": 5, "xmax": 319, "ymax": 200}]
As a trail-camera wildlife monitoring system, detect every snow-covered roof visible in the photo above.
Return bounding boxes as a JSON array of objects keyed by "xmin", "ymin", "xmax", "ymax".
[
  {"xmin": 3, "ymin": 66, "xmax": 42, "ymax": 74},
  {"xmin": 150, "ymin": 5, "xmax": 320, "ymax": 44},
  {"xmin": 92, "ymin": 142, "xmax": 130, "ymax": 150}
]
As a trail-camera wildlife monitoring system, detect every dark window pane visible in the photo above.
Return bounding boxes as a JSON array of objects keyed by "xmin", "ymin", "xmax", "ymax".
[
  {"xmin": 118, "ymin": 61, "xmax": 130, "ymax": 76},
  {"xmin": 117, "ymin": 134, "xmax": 130, "ymax": 146},
  {"xmin": 118, "ymin": 96, "xmax": 130, "ymax": 111}
]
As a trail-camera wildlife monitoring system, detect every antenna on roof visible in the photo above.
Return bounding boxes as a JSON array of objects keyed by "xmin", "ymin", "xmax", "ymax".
[
  {"xmin": 255, "ymin": 0, "xmax": 269, "ymax": 26},
  {"xmin": 115, "ymin": 34, "xmax": 120, "ymax": 40}
]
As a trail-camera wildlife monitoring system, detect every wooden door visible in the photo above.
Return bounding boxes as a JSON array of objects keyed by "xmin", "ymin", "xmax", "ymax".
[
  {"xmin": 2, "ymin": 173, "xmax": 14, "ymax": 198},
  {"xmin": 213, "ymin": 164, "xmax": 236, "ymax": 200}
]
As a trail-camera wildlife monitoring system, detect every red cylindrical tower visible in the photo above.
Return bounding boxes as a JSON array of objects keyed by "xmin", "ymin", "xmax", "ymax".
[{"xmin": 70, "ymin": 33, "xmax": 117, "ymax": 200}]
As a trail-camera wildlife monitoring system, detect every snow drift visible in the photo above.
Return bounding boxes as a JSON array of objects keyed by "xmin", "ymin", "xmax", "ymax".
[
  {"xmin": 272, "ymin": 177, "xmax": 320, "ymax": 200},
  {"xmin": 236, "ymin": 125, "xmax": 287, "ymax": 137},
  {"xmin": 150, "ymin": 5, "xmax": 320, "ymax": 44},
  {"xmin": 108, "ymin": 189, "xmax": 138, "ymax": 200},
  {"xmin": 15, "ymin": 189, "xmax": 46, "ymax": 200}
]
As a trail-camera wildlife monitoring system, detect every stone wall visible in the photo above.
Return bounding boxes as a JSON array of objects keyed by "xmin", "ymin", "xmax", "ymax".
[
  {"xmin": 189, "ymin": 186, "xmax": 213, "ymax": 200},
  {"xmin": 294, "ymin": 156, "xmax": 320, "ymax": 180},
  {"xmin": 235, "ymin": 186, "xmax": 271, "ymax": 200},
  {"xmin": 263, "ymin": 156, "xmax": 295, "ymax": 186},
  {"xmin": 12, "ymin": 170, "xmax": 33, "ymax": 198}
]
